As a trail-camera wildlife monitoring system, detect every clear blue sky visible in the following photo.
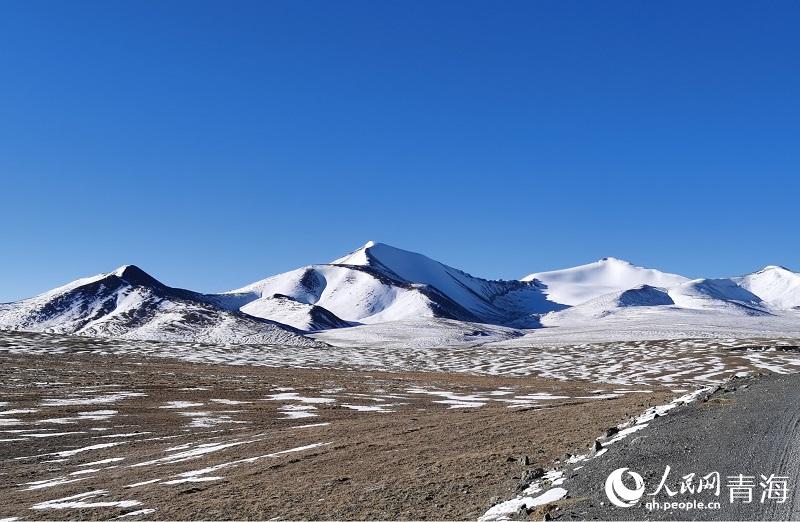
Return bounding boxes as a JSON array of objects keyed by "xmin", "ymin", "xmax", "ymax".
[{"xmin": 2, "ymin": 1, "xmax": 799, "ymax": 301}]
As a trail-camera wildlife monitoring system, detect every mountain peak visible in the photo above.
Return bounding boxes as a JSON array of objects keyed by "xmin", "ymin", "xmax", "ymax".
[
  {"xmin": 331, "ymin": 240, "xmax": 405, "ymax": 266},
  {"xmin": 738, "ymin": 264, "xmax": 800, "ymax": 310},
  {"xmin": 599, "ymin": 256, "xmax": 633, "ymax": 265},
  {"xmin": 760, "ymin": 264, "xmax": 792, "ymax": 273},
  {"xmin": 112, "ymin": 264, "xmax": 136, "ymax": 277},
  {"xmin": 110, "ymin": 264, "xmax": 163, "ymax": 288}
]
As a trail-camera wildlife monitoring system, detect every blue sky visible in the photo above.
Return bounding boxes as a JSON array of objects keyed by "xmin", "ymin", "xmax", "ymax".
[{"xmin": 1, "ymin": 1, "xmax": 799, "ymax": 301}]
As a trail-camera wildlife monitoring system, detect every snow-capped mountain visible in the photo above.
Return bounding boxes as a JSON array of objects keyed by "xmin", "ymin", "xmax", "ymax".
[
  {"xmin": 668, "ymin": 278, "xmax": 770, "ymax": 315},
  {"xmin": 543, "ymin": 284, "xmax": 675, "ymax": 322},
  {"xmin": 227, "ymin": 263, "xmax": 450, "ymax": 325},
  {"xmin": 735, "ymin": 265, "xmax": 800, "ymax": 310},
  {"xmin": 2, "ymin": 242, "xmax": 799, "ymax": 345},
  {"xmin": 522, "ymin": 257, "xmax": 689, "ymax": 306},
  {"xmin": 538, "ymin": 285, "xmax": 677, "ymax": 328},
  {"xmin": 227, "ymin": 241, "xmax": 565, "ymax": 328},
  {"xmin": 0, "ymin": 265, "xmax": 322, "ymax": 346},
  {"xmin": 539, "ymin": 272, "xmax": 779, "ymax": 327}
]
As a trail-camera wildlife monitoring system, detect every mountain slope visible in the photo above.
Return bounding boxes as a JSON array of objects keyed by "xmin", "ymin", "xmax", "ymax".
[
  {"xmin": 522, "ymin": 257, "xmax": 689, "ymax": 306},
  {"xmin": 230, "ymin": 242, "xmax": 564, "ymax": 328},
  {"xmin": 0, "ymin": 265, "xmax": 322, "ymax": 346},
  {"xmin": 238, "ymin": 294, "xmax": 352, "ymax": 331},
  {"xmin": 334, "ymin": 241, "xmax": 567, "ymax": 322},
  {"xmin": 541, "ymin": 284, "xmax": 675, "ymax": 325},
  {"xmin": 227, "ymin": 264, "xmax": 458, "ymax": 325},
  {"xmin": 735, "ymin": 266, "xmax": 800, "ymax": 310},
  {"xmin": 667, "ymin": 278, "xmax": 770, "ymax": 315}
]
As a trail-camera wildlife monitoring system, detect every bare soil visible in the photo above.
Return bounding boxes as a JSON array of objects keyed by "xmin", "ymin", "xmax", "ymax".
[{"xmin": 0, "ymin": 353, "xmax": 675, "ymax": 520}]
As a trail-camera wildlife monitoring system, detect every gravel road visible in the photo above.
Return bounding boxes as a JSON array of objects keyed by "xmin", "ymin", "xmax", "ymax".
[{"xmin": 556, "ymin": 373, "xmax": 800, "ymax": 521}]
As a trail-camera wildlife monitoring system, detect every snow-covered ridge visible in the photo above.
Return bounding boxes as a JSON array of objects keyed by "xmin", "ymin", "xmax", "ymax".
[
  {"xmin": 522, "ymin": 257, "xmax": 688, "ymax": 306},
  {"xmin": 229, "ymin": 241, "xmax": 565, "ymax": 328},
  {"xmin": 668, "ymin": 278, "xmax": 769, "ymax": 315},
  {"xmin": 735, "ymin": 265, "xmax": 800, "ymax": 310},
  {"xmin": 541, "ymin": 285, "xmax": 676, "ymax": 325},
  {"xmin": 1, "ymin": 242, "xmax": 799, "ymax": 344},
  {"xmin": 0, "ymin": 265, "xmax": 323, "ymax": 346}
]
